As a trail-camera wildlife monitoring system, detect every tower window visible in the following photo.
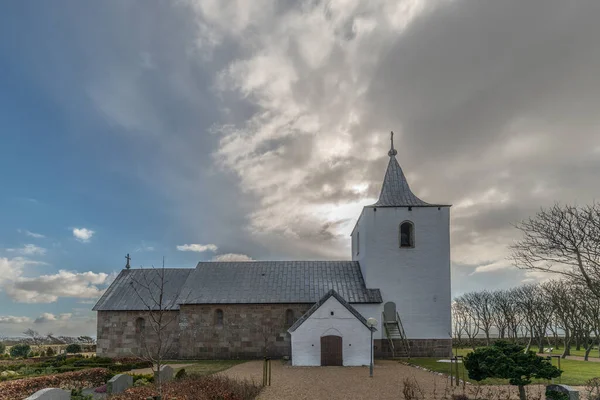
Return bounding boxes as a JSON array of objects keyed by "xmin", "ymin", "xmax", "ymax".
[
  {"xmin": 400, "ymin": 221, "xmax": 415, "ymax": 248},
  {"xmin": 214, "ymin": 309, "xmax": 224, "ymax": 327},
  {"xmin": 356, "ymin": 232, "xmax": 360, "ymax": 255}
]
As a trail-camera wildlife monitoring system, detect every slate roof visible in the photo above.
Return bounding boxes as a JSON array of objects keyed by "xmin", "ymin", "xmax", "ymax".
[
  {"xmin": 371, "ymin": 155, "xmax": 448, "ymax": 207},
  {"xmin": 93, "ymin": 261, "xmax": 382, "ymax": 311},
  {"xmin": 288, "ymin": 289, "xmax": 376, "ymax": 333},
  {"xmin": 93, "ymin": 268, "xmax": 192, "ymax": 311},
  {"xmin": 178, "ymin": 261, "xmax": 382, "ymax": 305}
]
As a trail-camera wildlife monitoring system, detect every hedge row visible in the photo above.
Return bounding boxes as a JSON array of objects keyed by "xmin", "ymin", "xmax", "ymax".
[
  {"xmin": 111, "ymin": 374, "xmax": 262, "ymax": 400},
  {"xmin": 0, "ymin": 368, "xmax": 111, "ymax": 400}
]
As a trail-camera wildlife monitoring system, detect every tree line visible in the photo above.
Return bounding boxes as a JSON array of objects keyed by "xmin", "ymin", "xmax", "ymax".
[{"xmin": 453, "ymin": 280, "xmax": 600, "ymax": 360}]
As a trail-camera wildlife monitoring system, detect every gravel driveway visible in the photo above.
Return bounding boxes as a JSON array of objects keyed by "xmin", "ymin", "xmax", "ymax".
[{"xmin": 219, "ymin": 360, "xmax": 548, "ymax": 400}]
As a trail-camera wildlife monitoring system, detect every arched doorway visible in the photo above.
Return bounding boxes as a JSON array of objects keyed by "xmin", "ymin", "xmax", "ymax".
[
  {"xmin": 320, "ymin": 335, "xmax": 343, "ymax": 366},
  {"xmin": 384, "ymin": 302, "xmax": 396, "ymax": 322}
]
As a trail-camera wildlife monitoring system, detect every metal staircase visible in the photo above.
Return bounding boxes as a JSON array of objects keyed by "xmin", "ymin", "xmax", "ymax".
[{"xmin": 382, "ymin": 311, "xmax": 411, "ymax": 358}]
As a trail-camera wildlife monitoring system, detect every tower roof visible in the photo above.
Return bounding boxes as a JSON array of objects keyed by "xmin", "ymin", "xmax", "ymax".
[{"xmin": 371, "ymin": 132, "xmax": 449, "ymax": 208}]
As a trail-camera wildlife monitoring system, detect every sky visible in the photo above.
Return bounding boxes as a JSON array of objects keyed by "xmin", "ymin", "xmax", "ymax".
[{"xmin": 1, "ymin": 0, "xmax": 599, "ymax": 337}]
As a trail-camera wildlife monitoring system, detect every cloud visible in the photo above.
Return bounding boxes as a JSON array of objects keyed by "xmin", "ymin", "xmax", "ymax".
[
  {"xmin": 18, "ymin": 230, "xmax": 46, "ymax": 239},
  {"xmin": 212, "ymin": 253, "xmax": 253, "ymax": 262},
  {"xmin": 176, "ymin": 243, "xmax": 218, "ymax": 252},
  {"xmin": 72, "ymin": 228, "xmax": 94, "ymax": 243},
  {"xmin": 4, "ymin": 270, "xmax": 109, "ymax": 303},
  {"xmin": 0, "ymin": 257, "xmax": 45, "ymax": 286},
  {"xmin": 0, "ymin": 315, "xmax": 32, "ymax": 324},
  {"xmin": 135, "ymin": 243, "xmax": 155, "ymax": 252},
  {"xmin": 7, "ymin": 244, "xmax": 47, "ymax": 256},
  {"xmin": 34, "ymin": 313, "xmax": 72, "ymax": 324},
  {"xmin": 11, "ymin": 0, "xmax": 600, "ymax": 295}
]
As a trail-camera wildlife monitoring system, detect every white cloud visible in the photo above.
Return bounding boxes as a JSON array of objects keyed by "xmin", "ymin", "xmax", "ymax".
[
  {"xmin": 0, "ymin": 257, "xmax": 45, "ymax": 286},
  {"xmin": 18, "ymin": 230, "xmax": 46, "ymax": 239},
  {"xmin": 34, "ymin": 312, "xmax": 72, "ymax": 324},
  {"xmin": 0, "ymin": 315, "xmax": 32, "ymax": 324},
  {"xmin": 176, "ymin": 243, "xmax": 218, "ymax": 252},
  {"xmin": 212, "ymin": 253, "xmax": 253, "ymax": 262},
  {"xmin": 4, "ymin": 270, "xmax": 109, "ymax": 303},
  {"xmin": 72, "ymin": 228, "xmax": 95, "ymax": 243},
  {"xmin": 7, "ymin": 244, "xmax": 47, "ymax": 256}
]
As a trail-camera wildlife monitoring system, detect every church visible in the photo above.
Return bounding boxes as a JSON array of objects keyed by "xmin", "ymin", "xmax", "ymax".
[{"xmin": 93, "ymin": 135, "xmax": 452, "ymax": 364}]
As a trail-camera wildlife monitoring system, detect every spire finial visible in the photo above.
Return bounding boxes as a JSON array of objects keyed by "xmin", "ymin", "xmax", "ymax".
[
  {"xmin": 125, "ymin": 253, "xmax": 131, "ymax": 269},
  {"xmin": 388, "ymin": 131, "xmax": 397, "ymax": 156}
]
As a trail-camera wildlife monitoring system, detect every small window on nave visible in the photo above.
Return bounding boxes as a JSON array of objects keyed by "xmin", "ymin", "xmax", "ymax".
[
  {"xmin": 285, "ymin": 309, "xmax": 294, "ymax": 328},
  {"xmin": 215, "ymin": 309, "xmax": 224, "ymax": 327},
  {"xmin": 400, "ymin": 221, "xmax": 415, "ymax": 248},
  {"xmin": 135, "ymin": 317, "xmax": 145, "ymax": 334}
]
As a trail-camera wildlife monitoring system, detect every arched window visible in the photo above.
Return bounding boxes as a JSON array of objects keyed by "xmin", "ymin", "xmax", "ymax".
[
  {"xmin": 356, "ymin": 232, "xmax": 360, "ymax": 255},
  {"xmin": 135, "ymin": 317, "xmax": 146, "ymax": 334},
  {"xmin": 285, "ymin": 309, "xmax": 294, "ymax": 328},
  {"xmin": 214, "ymin": 309, "xmax": 224, "ymax": 327},
  {"xmin": 400, "ymin": 221, "xmax": 415, "ymax": 248}
]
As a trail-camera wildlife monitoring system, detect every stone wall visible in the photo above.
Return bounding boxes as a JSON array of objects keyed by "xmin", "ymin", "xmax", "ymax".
[
  {"xmin": 96, "ymin": 310, "xmax": 180, "ymax": 358},
  {"xmin": 178, "ymin": 304, "xmax": 311, "ymax": 359},
  {"xmin": 374, "ymin": 338, "xmax": 452, "ymax": 358}
]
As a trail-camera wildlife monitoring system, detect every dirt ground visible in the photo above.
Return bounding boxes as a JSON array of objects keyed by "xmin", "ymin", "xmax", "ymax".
[{"xmin": 219, "ymin": 360, "xmax": 551, "ymax": 400}]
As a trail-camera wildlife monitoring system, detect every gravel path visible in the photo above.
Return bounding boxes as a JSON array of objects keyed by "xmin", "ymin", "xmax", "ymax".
[{"xmin": 219, "ymin": 360, "xmax": 548, "ymax": 400}]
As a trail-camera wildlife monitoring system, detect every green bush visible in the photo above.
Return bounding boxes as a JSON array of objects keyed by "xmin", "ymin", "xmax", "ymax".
[
  {"xmin": 0, "ymin": 342, "xmax": 5, "ymax": 355},
  {"xmin": 545, "ymin": 389, "xmax": 569, "ymax": 400},
  {"xmin": 175, "ymin": 368, "xmax": 187, "ymax": 380},
  {"xmin": 133, "ymin": 377, "xmax": 151, "ymax": 387},
  {"xmin": 65, "ymin": 343, "xmax": 82, "ymax": 354},
  {"xmin": 10, "ymin": 344, "xmax": 31, "ymax": 358},
  {"xmin": 464, "ymin": 341, "xmax": 561, "ymax": 400},
  {"xmin": 45, "ymin": 347, "xmax": 55, "ymax": 357}
]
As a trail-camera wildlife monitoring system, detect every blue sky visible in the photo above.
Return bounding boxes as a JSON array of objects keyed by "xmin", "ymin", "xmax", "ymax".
[{"xmin": 1, "ymin": 0, "xmax": 600, "ymax": 336}]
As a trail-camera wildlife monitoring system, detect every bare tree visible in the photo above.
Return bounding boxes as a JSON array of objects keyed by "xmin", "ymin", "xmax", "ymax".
[
  {"xmin": 23, "ymin": 329, "xmax": 44, "ymax": 352},
  {"xmin": 463, "ymin": 291, "xmax": 495, "ymax": 346},
  {"xmin": 543, "ymin": 280, "xmax": 579, "ymax": 358},
  {"xmin": 452, "ymin": 301, "xmax": 467, "ymax": 345},
  {"xmin": 515, "ymin": 284, "xmax": 554, "ymax": 353},
  {"xmin": 454, "ymin": 295, "xmax": 480, "ymax": 350},
  {"xmin": 574, "ymin": 284, "xmax": 600, "ymax": 361},
  {"xmin": 510, "ymin": 203, "xmax": 600, "ymax": 298},
  {"xmin": 130, "ymin": 259, "xmax": 182, "ymax": 399}
]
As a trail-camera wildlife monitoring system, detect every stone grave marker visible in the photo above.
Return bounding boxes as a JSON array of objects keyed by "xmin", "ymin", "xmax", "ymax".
[
  {"xmin": 546, "ymin": 384, "xmax": 579, "ymax": 400},
  {"xmin": 155, "ymin": 364, "xmax": 174, "ymax": 382},
  {"xmin": 107, "ymin": 373, "xmax": 133, "ymax": 394},
  {"xmin": 24, "ymin": 388, "xmax": 70, "ymax": 400}
]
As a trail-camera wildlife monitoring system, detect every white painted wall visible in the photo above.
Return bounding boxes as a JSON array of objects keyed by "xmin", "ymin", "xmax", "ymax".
[
  {"xmin": 290, "ymin": 296, "xmax": 373, "ymax": 366},
  {"xmin": 352, "ymin": 206, "xmax": 451, "ymax": 340}
]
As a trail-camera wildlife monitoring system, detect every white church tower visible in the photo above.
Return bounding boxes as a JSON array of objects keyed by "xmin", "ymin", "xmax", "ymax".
[{"xmin": 351, "ymin": 133, "xmax": 452, "ymax": 357}]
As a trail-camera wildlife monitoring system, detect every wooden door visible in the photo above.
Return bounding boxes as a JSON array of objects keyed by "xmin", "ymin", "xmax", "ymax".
[{"xmin": 320, "ymin": 335, "xmax": 343, "ymax": 366}]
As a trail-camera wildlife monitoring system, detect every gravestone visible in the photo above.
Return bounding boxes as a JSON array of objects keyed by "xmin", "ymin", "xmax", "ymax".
[
  {"xmin": 154, "ymin": 365, "xmax": 174, "ymax": 383},
  {"xmin": 546, "ymin": 384, "xmax": 579, "ymax": 400},
  {"xmin": 107, "ymin": 373, "xmax": 133, "ymax": 394},
  {"xmin": 24, "ymin": 388, "xmax": 70, "ymax": 400}
]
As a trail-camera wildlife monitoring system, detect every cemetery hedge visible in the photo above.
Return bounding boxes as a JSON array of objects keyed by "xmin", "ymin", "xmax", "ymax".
[
  {"xmin": 110, "ymin": 374, "xmax": 262, "ymax": 400},
  {"xmin": 0, "ymin": 355, "xmax": 151, "ymax": 380},
  {"xmin": 0, "ymin": 367, "xmax": 111, "ymax": 400}
]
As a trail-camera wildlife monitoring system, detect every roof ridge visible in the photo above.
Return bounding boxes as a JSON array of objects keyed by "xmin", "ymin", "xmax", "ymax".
[{"xmin": 288, "ymin": 289, "xmax": 376, "ymax": 333}]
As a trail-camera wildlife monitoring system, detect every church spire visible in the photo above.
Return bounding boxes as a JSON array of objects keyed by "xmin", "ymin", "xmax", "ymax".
[{"xmin": 372, "ymin": 131, "xmax": 440, "ymax": 207}]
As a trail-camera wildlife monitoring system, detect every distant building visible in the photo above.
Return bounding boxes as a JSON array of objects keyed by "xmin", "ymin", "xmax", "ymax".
[{"xmin": 93, "ymin": 136, "xmax": 452, "ymax": 363}]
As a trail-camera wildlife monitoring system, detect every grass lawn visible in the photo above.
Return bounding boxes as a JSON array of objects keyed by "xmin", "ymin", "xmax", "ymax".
[
  {"xmin": 407, "ymin": 349, "xmax": 600, "ymax": 386},
  {"xmin": 164, "ymin": 360, "xmax": 246, "ymax": 376}
]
